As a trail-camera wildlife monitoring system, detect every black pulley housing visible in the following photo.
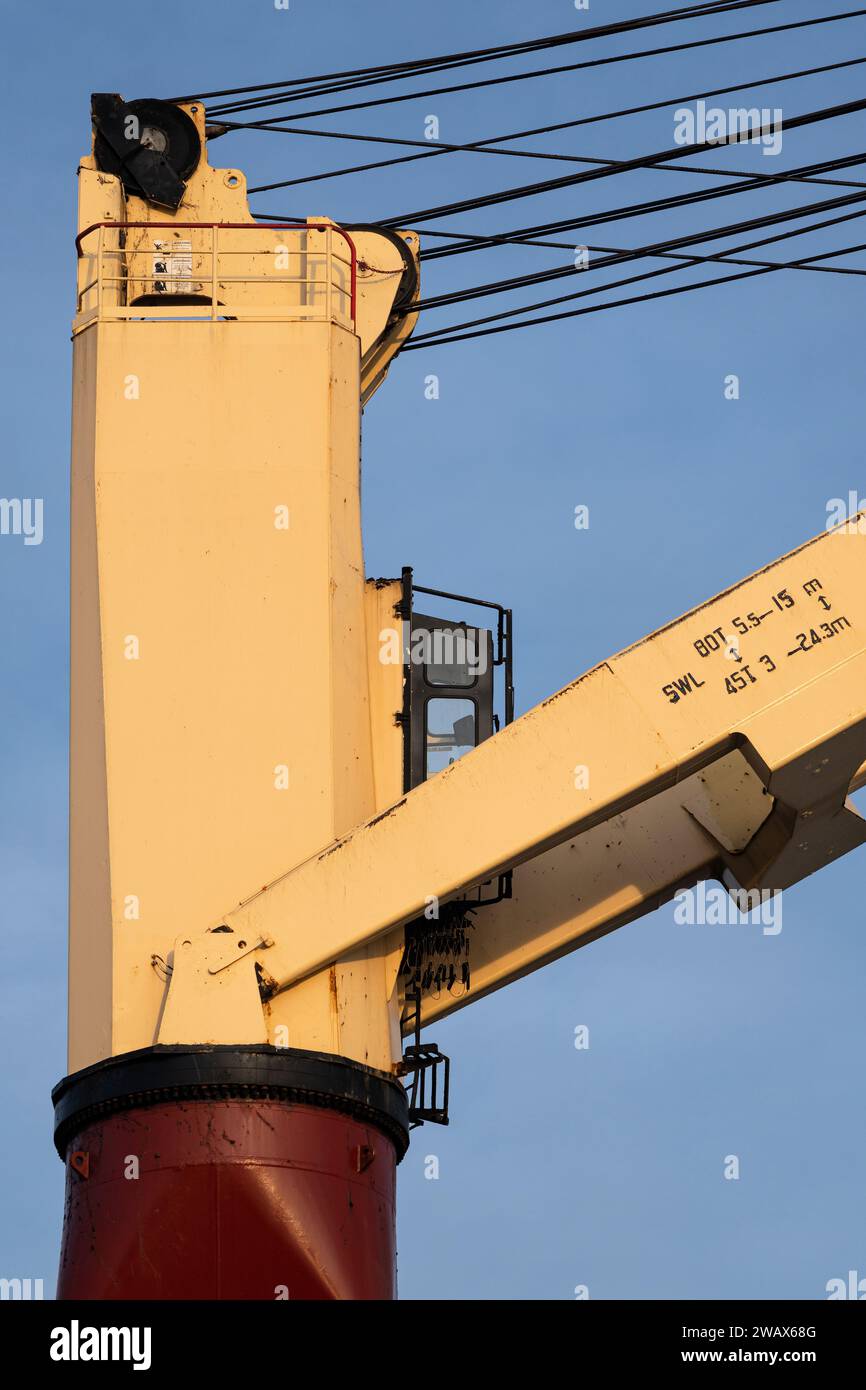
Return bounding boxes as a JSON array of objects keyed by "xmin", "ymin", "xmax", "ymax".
[{"xmin": 91, "ymin": 94, "xmax": 201, "ymax": 209}]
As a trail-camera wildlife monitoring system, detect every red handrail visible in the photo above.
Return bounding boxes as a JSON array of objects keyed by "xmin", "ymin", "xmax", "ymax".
[{"xmin": 75, "ymin": 220, "xmax": 358, "ymax": 323}]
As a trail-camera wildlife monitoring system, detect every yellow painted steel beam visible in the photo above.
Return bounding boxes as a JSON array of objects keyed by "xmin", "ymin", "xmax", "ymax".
[
  {"xmin": 158, "ymin": 517, "xmax": 866, "ymax": 1043},
  {"xmin": 414, "ymin": 754, "xmax": 768, "ymax": 1029}
]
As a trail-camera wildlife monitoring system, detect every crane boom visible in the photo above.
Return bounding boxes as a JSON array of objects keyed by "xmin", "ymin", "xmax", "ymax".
[{"xmin": 158, "ymin": 513, "xmax": 866, "ymax": 1045}]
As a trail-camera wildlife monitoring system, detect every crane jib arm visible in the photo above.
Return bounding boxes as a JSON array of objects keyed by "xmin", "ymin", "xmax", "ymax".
[{"xmin": 158, "ymin": 515, "xmax": 866, "ymax": 1045}]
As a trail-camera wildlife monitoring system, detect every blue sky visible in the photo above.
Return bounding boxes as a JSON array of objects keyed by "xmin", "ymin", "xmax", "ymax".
[{"xmin": 1, "ymin": 0, "xmax": 865, "ymax": 1299}]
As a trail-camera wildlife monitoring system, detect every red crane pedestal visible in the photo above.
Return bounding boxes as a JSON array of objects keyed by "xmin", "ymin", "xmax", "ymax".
[{"xmin": 52, "ymin": 1045, "xmax": 410, "ymax": 1301}]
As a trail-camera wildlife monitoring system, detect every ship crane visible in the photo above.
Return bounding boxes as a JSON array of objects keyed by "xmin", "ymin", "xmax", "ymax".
[{"xmin": 54, "ymin": 95, "xmax": 866, "ymax": 1300}]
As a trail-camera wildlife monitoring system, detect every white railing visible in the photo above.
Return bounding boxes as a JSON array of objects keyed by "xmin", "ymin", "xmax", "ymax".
[{"xmin": 74, "ymin": 221, "xmax": 358, "ymax": 331}]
